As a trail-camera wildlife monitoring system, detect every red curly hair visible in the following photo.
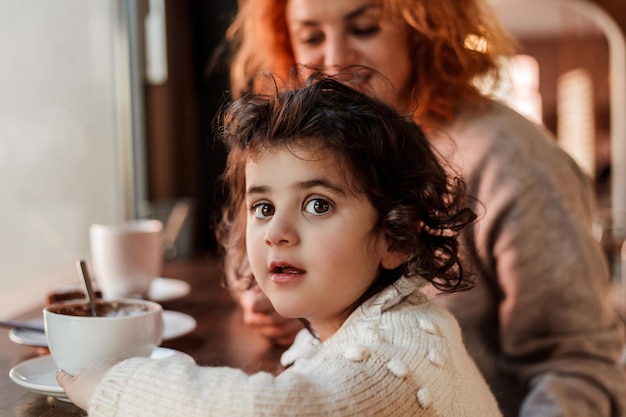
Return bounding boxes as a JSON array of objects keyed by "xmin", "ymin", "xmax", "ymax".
[{"xmin": 226, "ymin": 0, "xmax": 518, "ymax": 127}]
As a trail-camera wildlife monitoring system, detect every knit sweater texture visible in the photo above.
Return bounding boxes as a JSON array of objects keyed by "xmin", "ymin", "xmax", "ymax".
[
  {"xmin": 428, "ymin": 98, "xmax": 626, "ymax": 417},
  {"xmin": 88, "ymin": 277, "xmax": 502, "ymax": 417}
]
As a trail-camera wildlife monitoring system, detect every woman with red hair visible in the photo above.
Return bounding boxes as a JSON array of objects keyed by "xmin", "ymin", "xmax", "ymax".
[{"xmin": 223, "ymin": 1, "xmax": 626, "ymax": 416}]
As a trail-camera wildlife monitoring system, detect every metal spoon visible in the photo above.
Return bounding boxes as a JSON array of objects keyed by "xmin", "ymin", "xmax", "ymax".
[{"xmin": 77, "ymin": 259, "xmax": 98, "ymax": 316}]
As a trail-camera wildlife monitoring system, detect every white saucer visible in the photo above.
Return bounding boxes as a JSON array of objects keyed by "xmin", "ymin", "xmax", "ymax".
[
  {"xmin": 147, "ymin": 277, "xmax": 190, "ymax": 302},
  {"xmin": 160, "ymin": 309, "xmax": 197, "ymax": 340},
  {"xmin": 9, "ymin": 347, "xmax": 183, "ymax": 402},
  {"xmin": 8, "ymin": 310, "xmax": 197, "ymax": 347}
]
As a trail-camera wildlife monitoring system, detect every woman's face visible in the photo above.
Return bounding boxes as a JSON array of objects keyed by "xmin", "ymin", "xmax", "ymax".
[{"xmin": 286, "ymin": 0, "xmax": 413, "ymax": 111}]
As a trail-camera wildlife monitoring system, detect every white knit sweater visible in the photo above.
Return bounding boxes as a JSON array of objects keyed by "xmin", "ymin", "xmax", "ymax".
[{"xmin": 89, "ymin": 277, "xmax": 501, "ymax": 417}]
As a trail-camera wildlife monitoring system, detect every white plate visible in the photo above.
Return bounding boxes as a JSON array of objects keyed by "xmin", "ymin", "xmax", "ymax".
[
  {"xmin": 8, "ymin": 310, "xmax": 196, "ymax": 347},
  {"xmin": 147, "ymin": 277, "xmax": 190, "ymax": 302},
  {"xmin": 9, "ymin": 347, "xmax": 183, "ymax": 402}
]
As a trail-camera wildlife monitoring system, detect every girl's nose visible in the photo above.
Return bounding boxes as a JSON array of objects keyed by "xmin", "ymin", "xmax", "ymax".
[{"xmin": 264, "ymin": 212, "xmax": 299, "ymax": 247}]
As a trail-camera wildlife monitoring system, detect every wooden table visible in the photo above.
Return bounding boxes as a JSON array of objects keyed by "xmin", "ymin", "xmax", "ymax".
[{"xmin": 0, "ymin": 255, "xmax": 285, "ymax": 416}]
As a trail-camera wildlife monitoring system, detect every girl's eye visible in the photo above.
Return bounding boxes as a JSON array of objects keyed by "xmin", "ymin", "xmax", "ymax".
[
  {"xmin": 252, "ymin": 203, "xmax": 275, "ymax": 219},
  {"xmin": 303, "ymin": 198, "xmax": 333, "ymax": 216}
]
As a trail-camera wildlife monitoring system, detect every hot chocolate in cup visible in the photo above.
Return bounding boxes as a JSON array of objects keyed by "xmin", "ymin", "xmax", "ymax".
[{"xmin": 44, "ymin": 299, "xmax": 163, "ymax": 375}]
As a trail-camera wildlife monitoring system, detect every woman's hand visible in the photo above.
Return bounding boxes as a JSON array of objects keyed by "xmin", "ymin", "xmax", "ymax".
[
  {"xmin": 235, "ymin": 285, "xmax": 303, "ymax": 346},
  {"xmin": 225, "ymin": 255, "xmax": 302, "ymax": 346},
  {"xmin": 56, "ymin": 360, "xmax": 117, "ymax": 411}
]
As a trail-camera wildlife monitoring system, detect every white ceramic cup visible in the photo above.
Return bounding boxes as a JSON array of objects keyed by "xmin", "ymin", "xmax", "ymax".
[
  {"xmin": 44, "ymin": 299, "xmax": 163, "ymax": 375},
  {"xmin": 90, "ymin": 220, "xmax": 163, "ymax": 299}
]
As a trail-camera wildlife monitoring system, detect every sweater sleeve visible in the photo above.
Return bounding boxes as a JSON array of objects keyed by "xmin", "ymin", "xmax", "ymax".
[
  {"xmin": 87, "ymin": 296, "xmax": 502, "ymax": 417},
  {"xmin": 453, "ymin": 104, "xmax": 626, "ymax": 416},
  {"xmin": 89, "ymin": 355, "xmax": 259, "ymax": 417},
  {"xmin": 89, "ymin": 354, "xmax": 344, "ymax": 417},
  {"xmin": 490, "ymin": 171, "xmax": 626, "ymax": 416},
  {"xmin": 89, "ymin": 348, "xmax": 433, "ymax": 417}
]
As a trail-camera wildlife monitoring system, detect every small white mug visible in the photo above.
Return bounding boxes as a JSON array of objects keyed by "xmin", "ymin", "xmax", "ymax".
[{"xmin": 90, "ymin": 219, "xmax": 163, "ymax": 299}]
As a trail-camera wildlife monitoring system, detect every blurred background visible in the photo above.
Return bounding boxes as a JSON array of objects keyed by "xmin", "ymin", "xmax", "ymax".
[{"xmin": 1, "ymin": 0, "xmax": 624, "ymax": 317}]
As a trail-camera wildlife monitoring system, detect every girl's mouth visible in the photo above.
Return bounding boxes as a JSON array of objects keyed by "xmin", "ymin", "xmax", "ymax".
[
  {"xmin": 269, "ymin": 263, "xmax": 305, "ymax": 283},
  {"xmin": 271, "ymin": 265, "xmax": 302, "ymax": 274}
]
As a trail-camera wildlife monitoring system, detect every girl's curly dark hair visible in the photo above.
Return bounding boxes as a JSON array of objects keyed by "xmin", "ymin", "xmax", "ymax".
[{"xmin": 215, "ymin": 72, "xmax": 477, "ymax": 304}]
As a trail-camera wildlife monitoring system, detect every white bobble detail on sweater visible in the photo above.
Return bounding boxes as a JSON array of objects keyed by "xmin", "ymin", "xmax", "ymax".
[
  {"xmin": 372, "ymin": 329, "xmax": 385, "ymax": 343},
  {"xmin": 428, "ymin": 348, "xmax": 444, "ymax": 367},
  {"xmin": 417, "ymin": 318, "xmax": 438, "ymax": 335},
  {"xmin": 344, "ymin": 346, "xmax": 370, "ymax": 362},
  {"xmin": 363, "ymin": 326, "xmax": 384, "ymax": 344},
  {"xmin": 386, "ymin": 358, "xmax": 409, "ymax": 377},
  {"xmin": 364, "ymin": 320, "xmax": 385, "ymax": 343},
  {"xmin": 416, "ymin": 387, "xmax": 432, "ymax": 408},
  {"xmin": 418, "ymin": 318, "xmax": 439, "ymax": 335}
]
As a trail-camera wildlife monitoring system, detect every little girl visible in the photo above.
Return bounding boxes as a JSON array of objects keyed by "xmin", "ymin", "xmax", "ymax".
[{"xmin": 58, "ymin": 74, "xmax": 501, "ymax": 416}]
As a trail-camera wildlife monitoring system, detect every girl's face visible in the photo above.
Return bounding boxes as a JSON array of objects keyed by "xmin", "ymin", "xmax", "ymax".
[
  {"xmin": 245, "ymin": 146, "xmax": 395, "ymax": 341},
  {"xmin": 286, "ymin": 0, "xmax": 413, "ymax": 111}
]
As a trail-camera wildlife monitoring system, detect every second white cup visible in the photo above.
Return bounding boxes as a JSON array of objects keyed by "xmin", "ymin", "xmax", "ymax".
[{"xmin": 90, "ymin": 219, "xmax": 163, "ymax": 299}]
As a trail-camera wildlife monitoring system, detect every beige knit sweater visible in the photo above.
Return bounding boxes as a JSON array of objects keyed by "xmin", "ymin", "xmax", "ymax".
[
  {"xmin": 428, "ymin": 98, "xmax": 626, "ymax": 417},
  {"xmin": 88, "ymin": 277, "xmax": 501, "ymax": 417}
]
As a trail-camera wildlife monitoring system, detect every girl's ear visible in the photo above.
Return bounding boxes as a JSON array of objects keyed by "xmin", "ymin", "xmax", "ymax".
[{"xmin": 381, "ymin": 247, "xmax": 409, "ymax": 270}]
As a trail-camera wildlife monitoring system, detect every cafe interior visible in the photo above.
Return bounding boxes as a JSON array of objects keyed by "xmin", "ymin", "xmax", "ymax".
[{"xmin": 1, "ymin": 0, "xmax": 625, "ymax": 415}]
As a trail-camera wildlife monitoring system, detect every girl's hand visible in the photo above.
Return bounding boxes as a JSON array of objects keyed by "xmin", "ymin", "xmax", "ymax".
[{"xmin": 56, "ymin": 361, "xmax": 117, "ymax": 411}]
